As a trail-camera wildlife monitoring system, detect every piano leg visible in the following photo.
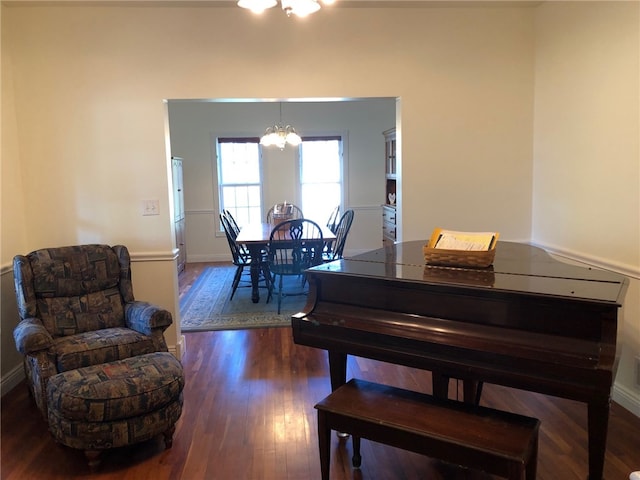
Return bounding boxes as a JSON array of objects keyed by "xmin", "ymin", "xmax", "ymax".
[
  {"xmin": 587, "ymin": 398, "xmax": 611, "ymax": 480},
  {"xmin": 432, "ymin": 372, "xmax": 449, "ymax": 399},
  {"xmin": 464, "ymin": 380, "xmax": 483, "ymax": 405},
  {"xmin": 328, "ymin": 351, "xmax": 351, "ymax": 439},
  {"xmin": 328, "ymin": 351, "xmax": 348, "ymax": 391}
]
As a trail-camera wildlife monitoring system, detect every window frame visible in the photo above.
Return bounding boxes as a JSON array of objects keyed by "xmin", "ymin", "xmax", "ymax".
[
  {"xmin": 216, "ymin": 136, "xmax": 264, "ymax": 233},
  {"xmin": 298, "ymin": 134, "xmax": 346, "ymax": 225}
]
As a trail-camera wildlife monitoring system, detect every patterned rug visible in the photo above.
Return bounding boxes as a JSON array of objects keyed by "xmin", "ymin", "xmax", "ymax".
[{"xmin": 179, "ymin": 265, "xmax": 308, "ymax": 332}]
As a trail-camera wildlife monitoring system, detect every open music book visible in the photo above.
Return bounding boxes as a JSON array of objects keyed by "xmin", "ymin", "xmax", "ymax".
[{"xmin": 434, "ymin": 229, "xmax": 498, "ymax": 251}]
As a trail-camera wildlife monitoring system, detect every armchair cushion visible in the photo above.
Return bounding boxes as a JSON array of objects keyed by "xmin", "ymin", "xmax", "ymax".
[
  {"xmin": 38, "ymin": 288, "xmax": 126, "ymax": 337},
  {"xmin": 54, "ymin": 327, "xmax": 157, "ymax": 372}
]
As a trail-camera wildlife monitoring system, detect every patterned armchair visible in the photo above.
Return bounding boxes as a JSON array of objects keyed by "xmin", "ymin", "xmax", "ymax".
[{"xmin": 12, "ymin": 244, "xmax": 173, "ymax": 420}]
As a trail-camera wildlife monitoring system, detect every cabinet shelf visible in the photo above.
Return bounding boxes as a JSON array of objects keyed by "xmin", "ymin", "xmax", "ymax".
[
  {"xmin": 382, "ymin": 128, "xmax": 397, "ymax": 247},
  {"xmin": 383, "ymin": 127, "xmax": 397, "ymax": 207},
  {"xmin": 384, "ymin": 127, "xmax": 397, "ymax": 179}
]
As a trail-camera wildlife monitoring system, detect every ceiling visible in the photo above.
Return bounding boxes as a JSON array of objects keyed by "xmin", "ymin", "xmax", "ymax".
[{"xmin": 6, "ymin": 0, "xmax": 543, "ymax": 6}]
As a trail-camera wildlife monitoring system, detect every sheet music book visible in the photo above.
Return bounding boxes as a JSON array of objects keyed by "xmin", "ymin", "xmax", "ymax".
[{"xmin": 434, "ymin": 229, "xmax": 497, "ymax": 251}]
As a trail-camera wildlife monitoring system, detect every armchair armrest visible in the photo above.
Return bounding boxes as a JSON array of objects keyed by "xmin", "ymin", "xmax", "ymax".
[
  {"xmin": 124, "ymin": 301, "xmax": 173, "ymax": 336},
  {"xmin": 13, "ymin": 318, "xmax": 54, "ymax": 355}
]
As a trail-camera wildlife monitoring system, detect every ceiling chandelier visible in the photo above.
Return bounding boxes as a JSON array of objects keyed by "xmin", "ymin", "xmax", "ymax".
[
  {"xmin": 237, "ymin": 0, "xmax": 334, "ymax": 17},
  {"xmin": 260, "ymin": 103, "xmax": 302, "ymax": 150}
]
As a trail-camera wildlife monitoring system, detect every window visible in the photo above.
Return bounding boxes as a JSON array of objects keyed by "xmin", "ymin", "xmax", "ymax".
[
  {"xmin": 299, "ymin": 136, "xmax": 342, "ymax": 224},
  {"xmin": 217, "ymin": 137, "xmax": 263, "ymax": 228}
]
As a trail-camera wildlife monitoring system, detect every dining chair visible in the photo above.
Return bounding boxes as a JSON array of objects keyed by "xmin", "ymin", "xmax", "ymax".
[
  {"xmin": 221, "ymin": 210, "xmax": 250, "ymax": 257},
  {"xmin": 223, "ymin": 209, "xmax": 241, "ymax": 236},
  {"xmin": 266, "ymin": 218, "xmax": 324, "ymax": 314},
  {"xmin": 323, "ymin": 205, "xmax": 341, "ymax": 257},
  {"xmin": 323, "ymin": 209, "xmax": 354, "ymax": 262},
  {"xmin": 266, "ymin": 202, "xmax": 304, "ymax": 223},
  {"xmin": 220, "ymin": 213, "xmax": 270, "ymax": 300},
  {"xmin": 326, "ymin": 205, "xmax": 340, "ymax": 233}
]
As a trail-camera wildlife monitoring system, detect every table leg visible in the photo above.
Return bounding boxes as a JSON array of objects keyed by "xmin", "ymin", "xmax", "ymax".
[{"xmin": 246, "ymin": 244, "xmax": 264, "ymax": 303}]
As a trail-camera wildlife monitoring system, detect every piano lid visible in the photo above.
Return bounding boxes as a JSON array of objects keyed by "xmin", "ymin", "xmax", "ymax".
[{"xmin": 309, "ymin": 241, "xmax": 628, "ymax": 305}]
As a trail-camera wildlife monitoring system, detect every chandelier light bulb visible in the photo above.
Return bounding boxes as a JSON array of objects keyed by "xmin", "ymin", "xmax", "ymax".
[
  {"xmin": 238, "ymin": 0, "xmax": 329, "ymax": 17},
  {"xmin": 237, "ymin": 0, "xmax": 277, "ymax": 14},
  {"xmin": 281, "ymin": 0, "xmax": 320, "ymax": 17},
  {"xmin": 284, "ymin": 126, "xmax": 302, "ymax": 146}
]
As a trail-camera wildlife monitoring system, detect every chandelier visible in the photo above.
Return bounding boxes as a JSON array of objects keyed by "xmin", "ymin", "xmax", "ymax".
[
  {"xmin": 237, "ymin": 0, "xmax": 334, "ymax": 17},
  {"xmin": 260, "ymin": 103, "xmax": 302, "ymax": 150}
]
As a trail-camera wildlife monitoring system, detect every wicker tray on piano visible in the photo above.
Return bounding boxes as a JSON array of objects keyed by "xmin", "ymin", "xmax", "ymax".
[{"xmin": 423, "ymin": 228, "xmax": 499, "ymax": 268}]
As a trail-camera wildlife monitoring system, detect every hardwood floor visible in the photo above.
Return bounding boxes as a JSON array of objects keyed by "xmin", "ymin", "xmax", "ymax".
[{"xmin": 2, "ymin": 263, "xmax": 639, "ymax": 480}]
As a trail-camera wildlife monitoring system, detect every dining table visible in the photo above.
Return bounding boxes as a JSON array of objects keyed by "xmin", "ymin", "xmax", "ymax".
[{"xmin": 236, "ymin": 221, "xmax": 337, "ymax": 303}]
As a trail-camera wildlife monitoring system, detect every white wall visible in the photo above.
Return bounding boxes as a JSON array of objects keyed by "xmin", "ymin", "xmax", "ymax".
[
  {"xmin": 167, "ymin": 99, "xmax": 395, "ymax": 262},
  {"xmin": 2, "ymin": 1, "xmax": 636, "ymax": 414},
  {"xmin": 532, "ymin": 1, "xmax": 640, "ymax": 414}
]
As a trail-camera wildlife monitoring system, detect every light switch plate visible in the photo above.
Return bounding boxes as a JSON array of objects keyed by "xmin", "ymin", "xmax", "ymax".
[{"xmin": 142, "ymin": 199, "xmax": 160, "ymax": 216}]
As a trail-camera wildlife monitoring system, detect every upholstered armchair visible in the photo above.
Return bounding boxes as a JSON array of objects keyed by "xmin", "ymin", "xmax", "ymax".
[{"xmin": 12, "ymin": 244, "xmax": 173, "ymax": 420}]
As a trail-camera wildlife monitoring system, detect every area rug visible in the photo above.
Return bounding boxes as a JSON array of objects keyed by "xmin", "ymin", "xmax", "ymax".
[{"xmin": 179, "ymin": 265, "xmax": 308, "ymax": 332}]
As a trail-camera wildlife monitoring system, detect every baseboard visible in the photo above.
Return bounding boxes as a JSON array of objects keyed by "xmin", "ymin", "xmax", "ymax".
[
  {"xmin": 532, "ymin": 241, "xmax": 639, "ymax": 279},
  {"xmin": 1, "ymin": 364, "xmax": 25, "ymax": 397},
  {"xmin": 187, "ymin": 253, "xmax": 231, "ymax": 263},
  {"xmin": 169, "ymin": 334, "xmax": 187, "ymax": 360},
  {"xmin": 613, "ymin": 383, "xmax": 640, "ymax": 417}
]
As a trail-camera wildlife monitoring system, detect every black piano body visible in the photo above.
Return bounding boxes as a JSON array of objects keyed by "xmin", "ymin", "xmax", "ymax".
[{"xmin": 292, "ymin": 241, "xmax": 628, "ymax": 480}]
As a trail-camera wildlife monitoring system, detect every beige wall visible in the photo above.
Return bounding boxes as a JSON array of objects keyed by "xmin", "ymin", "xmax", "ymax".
[
  {"xmin": 532, "ymin": 1, "xmax": 640, "ymax": 414},
  {"xmin": 533, "ymin": 2, "xmax": 639, "ymax": 263},
  {"xmin": 1, "ymin": 1, "xmax": 638, "ymax": 414}
]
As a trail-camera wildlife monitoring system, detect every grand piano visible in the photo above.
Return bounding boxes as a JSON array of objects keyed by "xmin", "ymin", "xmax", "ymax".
[{"xmin": 292, "ymin": 240, "xmax": 628, "ymax": 480}]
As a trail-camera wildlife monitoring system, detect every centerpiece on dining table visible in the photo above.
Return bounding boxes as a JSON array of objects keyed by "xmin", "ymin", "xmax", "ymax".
[{"xmin": 272, "ymin": 202, "xmax": 295, "ymax": 222}]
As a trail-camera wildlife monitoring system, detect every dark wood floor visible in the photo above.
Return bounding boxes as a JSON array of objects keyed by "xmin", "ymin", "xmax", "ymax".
[{"xmin": 2, "ymin": 263, "xmax": 639, "ymax": 480}]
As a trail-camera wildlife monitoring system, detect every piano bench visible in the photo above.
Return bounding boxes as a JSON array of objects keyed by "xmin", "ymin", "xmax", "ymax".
[{"xmin": 315, "ymin": 378, "xmax": 540, "ymax": 480}]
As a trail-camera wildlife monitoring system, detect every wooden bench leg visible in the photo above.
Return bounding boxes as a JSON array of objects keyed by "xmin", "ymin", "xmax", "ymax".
[
  {"xmin": 317, "ymin": 410, "xmax": 331, "ymax": 480},
  {"xmin": 525, "ymin": 435, "xmax": 538, "ymax": 480},
  {"xmin": 352, "ymin": 436, "xmax": 362, "ymax": 468}
]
